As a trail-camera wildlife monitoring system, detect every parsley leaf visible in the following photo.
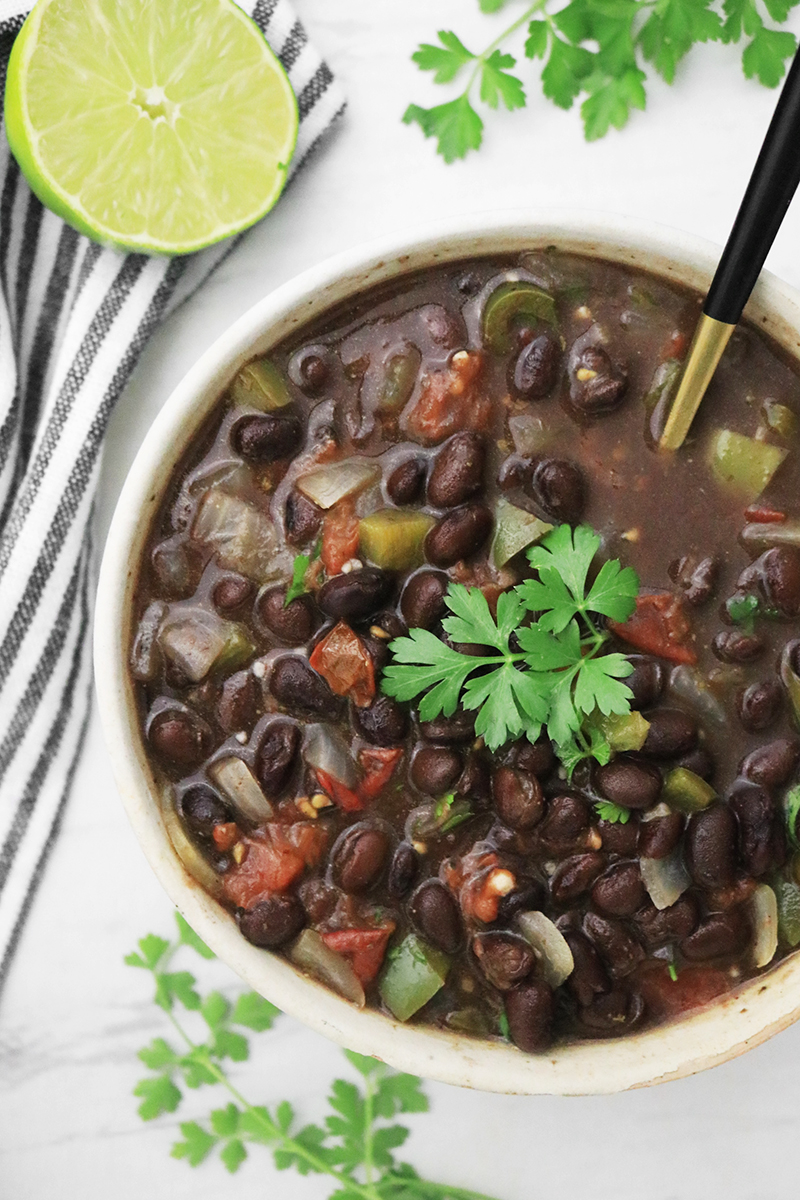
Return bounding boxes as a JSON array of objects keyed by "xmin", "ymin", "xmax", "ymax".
[
  {"xmin": 480, "ymin": 50, "xmax": 526, "ymax": 109},
  {"xmin": 411, "ymin": 31, "xmax": 475, "ymax": 83},
  {"xmin": 285, "ymin": 554, "xmax": 310, "ymax": 606},
  {"xmin": 594, "ymin": 799, "xmax": 631, "ymax": 824},
  {"xmin": 726, "ymin": 592, "xmax": 760, "ymax": 634},
  {"xmin": 402, "ymin": 96, "xmax": 484, "ymax": 163}
]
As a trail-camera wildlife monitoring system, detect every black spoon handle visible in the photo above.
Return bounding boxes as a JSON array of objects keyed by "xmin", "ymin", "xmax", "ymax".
[{"xmin": 705, "ymin": 47, "xmax": 800, "ymax": 324}]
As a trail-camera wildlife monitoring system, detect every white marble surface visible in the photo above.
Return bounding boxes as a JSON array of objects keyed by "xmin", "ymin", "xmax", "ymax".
[{"xmin": 4, "ymin": 3, "xmax": 800, "ymax": 1197}]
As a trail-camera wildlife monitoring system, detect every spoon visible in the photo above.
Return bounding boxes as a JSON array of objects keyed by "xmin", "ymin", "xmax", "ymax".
[{"xmin": 660, "ymin": 48, "xmax": 800, "ymax": 451}]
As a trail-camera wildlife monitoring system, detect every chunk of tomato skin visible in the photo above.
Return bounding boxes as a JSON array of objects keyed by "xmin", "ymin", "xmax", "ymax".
[
  {"xmin": 309, "ymin": 621, "xmax": 375, "ymax": 708},
  {"xmin": 358, "ymin": 747, "xmax": 403, "ymax": 801},
  {"xmin": 315, "ymin": 767, "xmax": 365, "ymax": 813},
  {"xmin": 744, "ymin": 503, "xmax": 786, "ymax": 523},
  {"xmin": 212, "ymin": 821, "xmax": 240, "ymax": 851},
  {"xmin": 321, "ymin": 499, "xmax": 360, "ymax": 575},
  {"xmin": 609, "ymin": 592, "xmax": 697, "ymax": 665},
  {"xmin": 637, "ymin": 963, "xmax": 731, "ymax": 1020},
  {"xmin": 321, "ymin": 923, "xmax": 396, "ymax": 984}
]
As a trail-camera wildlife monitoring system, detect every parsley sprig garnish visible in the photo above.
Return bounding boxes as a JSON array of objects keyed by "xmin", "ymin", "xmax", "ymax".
[
  {"xmin": 382, "ymin": 525, "xmax": 638, "ymax": 770},
  {"xmin": 404, "ymin": 0, "xmax": 799, "ymax": 160},
  {"xmin": 129, "ymin": 912, "xmax": 500, "ymax": 1199}
]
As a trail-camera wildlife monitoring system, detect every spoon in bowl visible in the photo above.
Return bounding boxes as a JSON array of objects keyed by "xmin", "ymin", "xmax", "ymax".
[{"xmin": 660, "ymin": 48, "xmax": 800, "ymax": 451}]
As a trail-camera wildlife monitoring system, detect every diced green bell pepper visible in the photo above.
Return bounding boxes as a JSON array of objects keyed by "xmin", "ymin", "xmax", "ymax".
[
  {"xmin": 774, "ymin": 877, "xmax": 800, "ymax": 947},
  {"xmin": 482, "ymin": 282, "xmax": 557, "ymax": 354},
  {"xmin": 376, "ymin": 347, "xmax": 421, "ymax": 413},
  {"xmin": 643, "ymin": 358, "xmax": 680, "ymax": 416},
  {"xmin": 594, "ymin": 710, "xmax": 650, "ymax": 753},
  {"xmin": 661, "ymin": 767, "xmax": 716, "ymax": 814},
  {"xmin": 379, "ymin": 934, "xmax": 450, "ymax": 1021},
  {"xmin": 491, "ymin": 498, "xmax": 552, "ymax": 567},
  {"xmin": 230, "ymin": 358, "xmax": 291, "ymax": 411},
  {"xmin": 359, "ymin": 509, "xmax": 434, "ymax": 570},
  {"xmin": 708, "ymin": 428, "xmax": 788, "ymax": 502},
  {"xmin": 762, "ymin": 399, "xmax": 798, "ymax": 440}
]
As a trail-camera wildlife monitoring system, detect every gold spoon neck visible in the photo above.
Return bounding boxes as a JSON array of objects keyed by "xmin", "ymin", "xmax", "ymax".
[{"xmin": 659, "ymin": 313, "xmax": 737, "ymax": 451}]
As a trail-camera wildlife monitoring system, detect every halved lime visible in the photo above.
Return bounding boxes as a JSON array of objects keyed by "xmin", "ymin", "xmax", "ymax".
[{"xmin": 4, "ymin": 0, "xmax": 299, "ymax": 254}]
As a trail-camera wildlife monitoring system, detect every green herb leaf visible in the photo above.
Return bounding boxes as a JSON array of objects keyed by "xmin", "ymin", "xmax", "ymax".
[
  {"xmin": 232, "ymin": 991, "xmax": 280, "ymax": 1031},
  {"xmin": 411, "ymin": 31, "xmax": 476, "ymax": 83},
  {"xmin": 172, "ymin": 1121, "xmax": 217, "ymax": 1165},
  {"xmin": 786, "ymin": 784, "xmax": 800, "ymax": 850},
  {"xmin": 402, "ymin": 96, "xmax": 484, "ymax": 163},
  {"xmin": 480, "ymin": 51, "xmax": 526, "ymax": 110},
  {"xmin": 211, "ymin": 1103, "xmax": 240, "ymax": 1138},
  {"xmin": 594, "ymin": 799, "xmax": 631, "ymax": 824},
  {"xmin": 285, "ymin": 554, "xmax": 310, "ymax": 606},
  {"xmin": 220, "ymin": 1138, "xmax": 247, "ymax": 1173},
  {"xmin": 726, "ymin": 592, "xmax": 760, "ymax": 634},
  {"xmin": 175, "ymin": 912, "xmax": 215, "ymax": 958},
  {"xmin": 668, "ymin": 961, "xmax": 679, "ymax": 982},
  {"xmin": 138, "ymin": 1037, "xmax": 178, "ymax": 1070},
  {"xmin": 125, "ymin": 933, "xmax": 169, "ymax": 971},
  {"xmin": 743, "ymin": 22, "xmax": 796, "ymax": 84},
  {"xmin": 525, "ymin": 19, "xmax": 549, "ymax": 59},
  {"xmin": 134, "ymin": 1074, "xmax": 182, "ymax": 1121}
]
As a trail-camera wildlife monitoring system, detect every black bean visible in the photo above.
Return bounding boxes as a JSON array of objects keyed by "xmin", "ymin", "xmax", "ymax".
[
  {"xmin": 570, "ymin": 345, "xmax": 628, "ymax": 414},
  {"xmin": 740, "ymin": 738, "xmax": 800, "ymax": 789},
  {"xmin": 411, "ymin": 746, "xmax": 462, "ymax": 795},
  {"xmin": 419, "ymin": 710, "xmax": 475, "ymax": 744},
  {"xmin": 505, "ymin": 981, "xmax": 555, "ymax": 1052},
  {"xmin": 492, "ymin": 766, "xmax": 544, "ymax": 830},
  {"xmin": 557, "ymin": 924, "xmax": 610, "ymax": 1006},
  {"xmin": 761, "ymin": 545, "xmax": 800, "ymax": 616},
  {"xmin": 638, "ymin": 812, "xmax": 684, "ymax": 860},
  {"xmin": 625, "ymin": 656, "xmax": 666, "ymax": 710},
  {"xmin": 217, "ymin": 671, "xmax": 260, "ymax": 733},
  {"xmin": 151, "ymin": 539, "xmax": 203, "ymax": 597},
  {"xmin": 538, "ymin": 794, "xmax": 590, "ymax": 847},
  {"xmin": 641, "ymin": 709, "xmax": 698, "ymax": 758},
  {"xmin": 509, "ymin": 332, "xmax": 560, "ymax": 400},
  {"xmin": 289, "ymin": 346, "xmax": 332, "ymax": 395},
  {"xmin": 728, "ymin": 779, "xmax": 783, "ymax": 877},
  {"xmin": 670, "ymin": 555, "xmax": 719, "ymax": 607},
  {"xmin": 506, "ymin": 736, "xmax": 555, "ymax": 778},
  {"xmin": 232, "ymin": 411, "xmax": 303, "ymax": 462},
  {"xmin": 525, "ymin": 457, "xmax": 586, "ymax": 523},
  {"xmin": 332, "ymin": 826, "xmax": 390, "ymax": 893},
  {"xmin": 256, "ymin": 720, "xmax": 299, "ymax": 797},
  {"xmin": 595, "ymin": 757, "xmax": 662, "ymax": 810},
  {"xmin": 425, "ymin": 503, "xmax": 493, "ymax": 567},
  {"xmin": 427, "ymin": 432, "xmax": 485, "ymax": 508},
  {"xmin": 583, "ymin": 913, "xmax": 644, "ymax": 979},
  {"xmin": 712, "ymin": 629, "xmax": 765, "ymax": 663},
  {"xmin": 238, "ymin": 895, "xmax": 306, "ymax": 948},
  {"xmin": 598, "ymin": 816, "xmax": 640, "ymax": 855},
  {"xmin": 497, "ymin": 880, "xmax": 546, "ymax": 924},
  {"xmin": 473, "ymin": 932, "xmax": 535, "ymax": 991},
  {"xmin": 455, "ymin": 754, "xmax": 491, "ymax": 803},
  {"xmin": 285, "ymin": 489, "xmax": 323, "ymax": 547},
  {"xmin": 400, "ymin": 570, "xmax": 449, "ymax": 629},
  {"xmin": 579, "ymin": 989, "xmax": 645, "ymax": 1035},
  {"xmin": 148, "ymin": 707, "xmax": 213, "ymax": 766},
  {"xmin": 371, "ymin": 610, "xmax": 407, "ymax": 641},
  {"xmin": 353, "ymin": 695, "xmax": 408, "ymax": 745},
  {"xmin": 737, "ymin": 679, "xmax": 782, "ymax": 732},
  {"xmin": 269, "ymin": 656, "xmax": 342, "ymax": 718},
  {"xmin": 257, "ymin": 586, "xmax": 319, "ymax": 645},
  {"xmin": 497, "ymin": 456, "xmax": 528, "ymax": 492},
  {"xmin": 686, "ymin": 804, "xmax": 737, "ymax": 889},
  {"xmin": 181, "ymin": 785, "xmax": 231, "ymax": 841},
  {"xmin": 675, "ymin": 747, "xmax": 715, "ymax": 781},
  {"xmin": 212, "ymin": 573, "xmax": 254, "ymax": 614},
  {"xmin": 681, "ymin": 909, "xmax": 749, "ymax": 961},
  {"xmin": 634, "ymin": 896, "xmax": 699, "ymax": 948},
  {"xmin": 318, "ymin": 568, "xmax": 393, "ymax": 621},
  {"xmin": 591, "ymin": 862, "xmax": 647, "ymax": 916},
  {"xmin": 362, "ymin": 633, "xmax": 390, "ymax": 675},
  {"xmin": 550, "ymin": 852, "xmax": 605, "ymax": 904},
  {"xmin": 409, "ymin": 880, "xmax": 463, "ymax": 954},
  {"xmin": 387, "ymin": 843, "xmax": 419, "ymax": 899},
  {"xmin": 387, "ymin": 457, "xmax": 426, "ymax": 506}
]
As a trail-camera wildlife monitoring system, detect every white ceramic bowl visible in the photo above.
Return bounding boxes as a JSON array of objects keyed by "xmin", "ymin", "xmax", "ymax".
[{"xmin": 95, "ymin": 210, "xmax": 800, "ymax": 1095}]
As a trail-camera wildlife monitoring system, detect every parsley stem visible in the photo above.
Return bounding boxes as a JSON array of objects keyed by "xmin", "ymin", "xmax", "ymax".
[{"xmin": 464, "ymin": 0, "xmax": 549, "ymax": 93}]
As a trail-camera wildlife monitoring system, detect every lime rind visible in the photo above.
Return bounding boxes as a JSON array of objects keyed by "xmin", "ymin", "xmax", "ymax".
[{"xmin": 4, "ymin": 0, "xmax": 299, "ymax": 255}]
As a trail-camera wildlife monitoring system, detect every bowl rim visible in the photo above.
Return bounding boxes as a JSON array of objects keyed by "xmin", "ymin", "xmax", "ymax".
[{"xmin": 95, "ymin": 208, "xmax": 800, "ymax": 1095}]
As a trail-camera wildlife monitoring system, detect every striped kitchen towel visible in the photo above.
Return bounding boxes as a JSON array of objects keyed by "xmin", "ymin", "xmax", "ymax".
[{"xmin": 0, "ymin": 0, "xmax": 345, "ymax": 998}]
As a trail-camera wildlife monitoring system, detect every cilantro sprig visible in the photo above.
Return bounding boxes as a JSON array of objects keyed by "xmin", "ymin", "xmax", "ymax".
[
  {"xmin": 129, "ymin": 912, "xmax": 500, "ymax": 1199},
  {"xmin": 404, "ymin": 0, "xmax": 800, "ymax": 160},
  {"xmin": 382, "ymin": 525, "xmax": 638, "ymax": 770}
]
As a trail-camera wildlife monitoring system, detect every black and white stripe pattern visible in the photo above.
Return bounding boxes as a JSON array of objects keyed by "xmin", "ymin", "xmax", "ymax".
[{"xmin": 0, "ymin": 0, "xmax": 345, "ymax": 996}]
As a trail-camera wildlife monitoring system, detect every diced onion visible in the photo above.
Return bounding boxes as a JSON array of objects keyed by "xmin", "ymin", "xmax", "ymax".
[
  {"xmin": 209, "ymin": 756, "xmax": 274, "ymax": 825},
  {"xmin": 288, "ymin": 929, "xmax": 365, "ymax": 1006},
  {"xmin": 159, "ymin": 608, "xmax": 252, "ymax": 683},
  {"xmin": 669, "ymin": 665, "xmax": 727, "ymax": 729},
  {"xmin": 303, "ymin": 724, "xmax": 358, "ymax": 788},
  {"xmin": 508, "ymin": 413, "xmax": 549, "ymax": 456},
  {"xmin": 640, "ymin": 849, "xmax": 690, "ymax": 911},
  {"xmin": 161, "ymin": 793, "xmax": 223, "ymax": 898},
  {"xmin": 130, "ymin": 601, "xmax": 167, "ymax": 682},
  {"xmin": 296, "ymin": 460, "xmax": 380, "ymax": 510},
  {"xmin": 193, "ymin": 488, "xmax": 279, "ymax": 581},
  {"xmin": 750, "ymin": 883, "xmax": 779, "ymax": 969},
  {"xmin": 517, "ymin": 910, "xmax": 574, "ymax": 987}
]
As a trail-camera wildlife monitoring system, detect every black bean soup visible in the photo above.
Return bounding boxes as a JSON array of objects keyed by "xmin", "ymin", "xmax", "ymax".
[{"xmin": 130, "ymin": 250, "xmax": 800, "ymax": 1053}]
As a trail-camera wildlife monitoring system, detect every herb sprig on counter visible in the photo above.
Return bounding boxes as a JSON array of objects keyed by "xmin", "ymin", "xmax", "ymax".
[
  {"xmin": 404, "ymin": 0, "xmax": 800, "ymax": 160},
  {"xmin": 382, "ymin": 525, "xmax": 638, "ymax": 770},
  {"xmin": 128, "ymin": 912, "xmax": 502, "ymax": 1199}
]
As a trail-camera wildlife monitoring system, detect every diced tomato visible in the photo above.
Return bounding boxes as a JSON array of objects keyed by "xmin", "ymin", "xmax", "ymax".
[
  {"xmin": 321, "ymin": 499, "xmax": 360, "ymax": 575},
  {"xmin": 309, "ymin": 621, "xmax": 375, "ymax": 707},
  {"xmin": 609, "ymin": 592, "xmax": 697, "ymax": 664},
  {"xmin": 321, "ymin": 923, "xmax": 396, "ymax": 984},
  {"xmin": 315, "ymin": 767, "xmax": 365, "ymax": 813},
  {"xmin": 358, "ymin": 747, "xmax": 403, "ymax": 801},
  {"xmin": 662, "ymin": 330, "xmax": 687, "ymax": 360},
  {"xmin": 637, "ymin": 964, "xmax": 732, "ymax": 1020},
  {"xmin": 443, "ymin": 849, "xmax": 502, "ymax": 923},
  {"xmin": 405, "ymin": 351, "xmax": 491, "ymax": 445},
  {"xmin": 222, "ymin": 821, "xmax": 327, "ymax": 908},
  {"xmin": 744, "ymin": 503, "xmax": 786, "ymax": 523},
  {"xmin": 212, "ymin": 822, "xmax": 239, "ymax": 852}
]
